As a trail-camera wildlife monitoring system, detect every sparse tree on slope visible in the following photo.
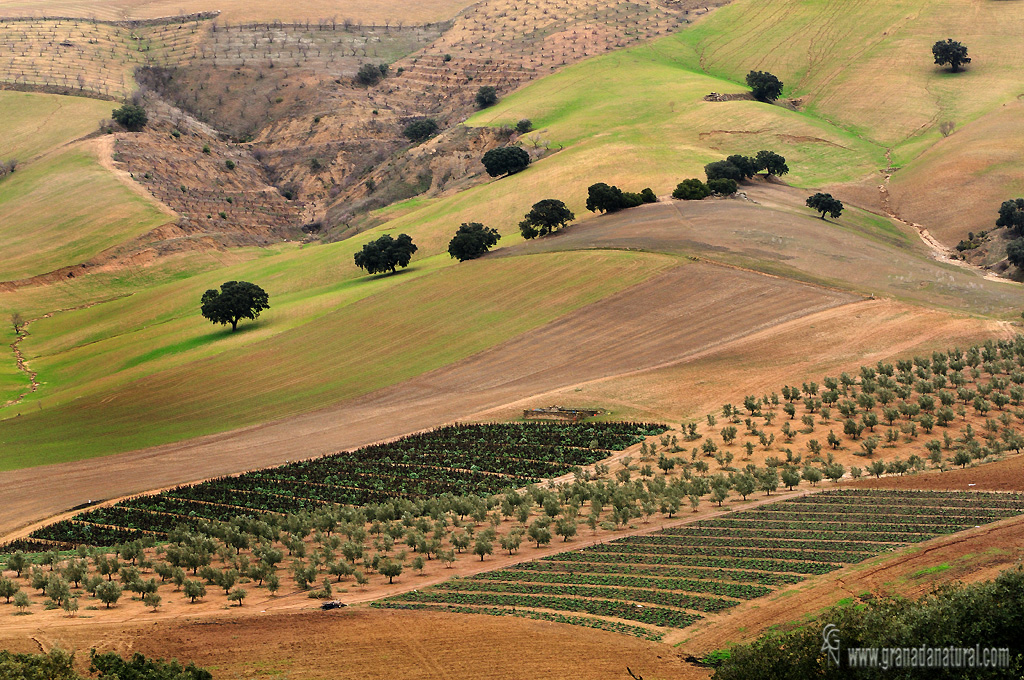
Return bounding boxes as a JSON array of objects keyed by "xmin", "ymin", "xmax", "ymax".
[
  {"xmin": 354, "ymin": 234, "xmax": 418, "ymax": 274},
  {"xmin": 200, "ymin": 281, "xmax": 270, "ymax": 332},
  {"xmin": 519, "ymin": 199, "xmax": 575, "ymax": 238},
  {"xmin": 806, "ymin": 193, "xmax": 843, "ymax": 220},
  {"xmin": 745, "ymin": 71, "xmax": 784, "ymax": 102},
  {"xmin": 932, "ymin": 39, "xmax": 971, "ymax": 73},
  {"xmin": 448, "ymin": 223, "xmax": 501, "ymax": 260}
]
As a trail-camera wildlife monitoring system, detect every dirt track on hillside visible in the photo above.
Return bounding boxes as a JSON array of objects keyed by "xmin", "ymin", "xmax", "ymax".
[{"xmin": 0, "ymin": 262, "xmax": 856, "ymax": 539}]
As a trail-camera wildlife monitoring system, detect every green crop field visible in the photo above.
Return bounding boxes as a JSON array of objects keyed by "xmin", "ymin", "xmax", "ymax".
[{"xmin": 375, "ymin": 490, "xmax": 1024, "ymax": 639}]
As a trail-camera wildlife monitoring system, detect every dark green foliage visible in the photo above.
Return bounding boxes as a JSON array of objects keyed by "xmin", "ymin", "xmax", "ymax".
[
  {"xmin": 585, "ymin": 182, "xmax": 644, "ymax": 213},
  {"xmin": 353, "ymin": 233, "xmax": 418, "ymax": 274},
  {"xmin": 516, "ymin": 119, "xmax": 533, "ymax": 133},
  {"xmin": 755, "ymin": 150, "xmax": 789, "ymax": 176},
  {"xmin": 640, "ymin": 188, "xmax": 657, "ymax": 203},
  {"xmin": 708, "ymin": 178, "xmax": 738, "ymax": 195},
  {"xmin": 705, "ymin": 160, "xmax": 744, "ymax": 183},
  {"xmin": 745, "ymin": 71, "xmax": 784, "ymax": 102},
  {"xmin": 200, "ymin": 281, "xmax": 270, "ymax": 332},
  {"xmin": 90, "ymin": 650, "xmax": 213, "ymax": 680},
  {"xmin": 1006, "ymin": 238, "xmax": 1024, "ymax": 269},
  {"xmin": 715, "ymin": 566, "xmax": 1024, "ymax": 679},
  {"xmin": 806, "ymin": 193, "xmax": 844, "ymax": 220},
  {"xmin": 519, "ymin": 199, "xmax": 575, "ymax": 238},
  {"xmin": 448, "ymin": 222, "xmax": 501, "ymax": 260},
  {"xmin": 112, "ymin": 104, "xmax": 148, "ymax": 131},
  {"xmin": 932, "ymin": 38, "xmax": 971, "ymax": 72},
  {"xmin": 673, "ymin": 179, "xmax": 711, "ymax": 200},
  {"xmin": 475, "ymin": 85, "xmax": 499, "ymax": 108},
  {"xmin": 356, "ymin": 63, "xmax": 387, "ymax": 85},
  {"xmin": 996, "ymin": 198, "xmax": 1024, "ymax": 233},
  {"xmin": 726, "ymin": 155, "xmax": 759, "ymax": 180},
  {"xmin": 403, "ymin": 118, "xmax": 439, "ymax": 143},
  {"xmin": 481, "ymin": 146, "xmax": 530, "ymax": 177},
  {"xmin": 0, "ymin": 649, "xmax": 78, "ymax": 680}
]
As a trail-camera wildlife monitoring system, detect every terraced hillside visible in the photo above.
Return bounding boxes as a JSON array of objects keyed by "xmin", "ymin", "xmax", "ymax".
[{"xmin": 375, "ymin": 489, "xmax": 1024, "ymax": 640}]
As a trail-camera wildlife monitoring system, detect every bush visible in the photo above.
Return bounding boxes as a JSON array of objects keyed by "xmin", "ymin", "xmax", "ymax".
[
  {"xmin": 481, "ymin": 146, "xmax": 530, "ymax": 177},
  {"xmin": 516, "ymin": 119, "xmax": 533, "ymax": 134},
  {"xmin": 356, "ymin": 63, "xmax": 387, "ymax": 86},
  {"xmin": 111, "ymin": 103, "xmax": 147, "ymax": 131},
  {"xmin": 707, "ymin": 178, "xmax": 738, "ymax": 195},
  {"xmin": 475, "ymin": 86, "xmax": 498, "ymax": 109},
  {"xmin": 403, "ymin": 118, "xmax": 439, "ymax": 143},
  {"xmin": 673, "ymin": 179, "xmax": 711, "ymax": 200},
  {"xmin": 224, "ymin": 160, "xmax": 235, "ymax": 170},
  {"xmin": 639, "ymin": 188, "xmax": 657, "ymax": 203}
]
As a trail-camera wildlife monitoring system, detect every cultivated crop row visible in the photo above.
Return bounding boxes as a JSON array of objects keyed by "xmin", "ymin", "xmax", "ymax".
[
  {"xmin": 16, "ymin": 422, "xmax": 665, "ymax": 548},
  {"xmin": 377, "ymin": 490, "xmax": 1023, "ymax": 637}
]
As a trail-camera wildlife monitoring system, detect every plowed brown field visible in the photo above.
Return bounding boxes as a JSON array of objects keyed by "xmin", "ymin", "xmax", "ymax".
[{"xmin": 0, "ymin": 608, "xmax": 706, "ymax": 680}]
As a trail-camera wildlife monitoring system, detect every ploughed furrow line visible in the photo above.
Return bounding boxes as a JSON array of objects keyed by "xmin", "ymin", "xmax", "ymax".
[{"xmin": 375, "ymin": 490, "xmax": 1024, "ymax": 639}]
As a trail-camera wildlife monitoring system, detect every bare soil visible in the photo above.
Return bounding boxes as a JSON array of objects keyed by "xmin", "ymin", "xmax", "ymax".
[
  {"xmin": 852, "ymin": 454, "xmax": 1024, "ymax": 492},
  {"xmin": 0, "ymin": 608, "xmax": 707, "ymax": 680}
]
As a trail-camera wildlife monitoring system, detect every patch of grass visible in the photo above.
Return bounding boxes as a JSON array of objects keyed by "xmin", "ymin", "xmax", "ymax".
[
  {"xmin": 0, "ymin": 145, "xmax": 171, "ymax": 280},
  {"xmin": 0, "ymin": 91, "xmax": 111, "ymax": 161},
  {"xmin": 0, "ymin": 250, "xmax": 673, "ymax": 468},
  {"xmin": 910, "ymin": 563, "xmax": 951, "ymax": 578}
]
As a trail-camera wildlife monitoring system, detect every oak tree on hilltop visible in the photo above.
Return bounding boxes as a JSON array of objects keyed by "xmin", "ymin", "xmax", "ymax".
[
  {"xmin": 932, "ymin": 39, "xmax": 971, "ymax": 72},
  {"xmin": 200, "ymin": 281, "xmax": 270, "ymax": 332},
  {"xmin": 354, "ymin": 233, "xmax": 418, "ymax": 274}
]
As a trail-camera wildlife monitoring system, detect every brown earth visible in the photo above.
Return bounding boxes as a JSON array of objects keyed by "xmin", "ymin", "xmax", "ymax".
[
  {"xmin": 0, "ymin": 261, "xmax": 855, "ymax": 538},
  {"xmin": 0, "ymin": 608, "xmax": 706, "ymax": 680},
  {"xmin": 851, "ymin": 454, "xmax": 1024, "ymax": 492},
  {"xmin": 676, "ymin": 512, "xmax": 1024, "ymax": 652}
]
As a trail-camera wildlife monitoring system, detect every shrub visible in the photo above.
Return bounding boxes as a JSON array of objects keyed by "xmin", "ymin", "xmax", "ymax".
[
  {"xmin": 516, "ymin": 119, "xmax": 533, "ymax": 134},
  {"xmin": 112, "ymin": 103, "xmax": 148, "ymax": 131},
  {"xmin": 224, "ymin": 160, "xmax": 235, "ymax": 170},
  {"xmin": 475, "ymin": 86, "xmax": 498, "ymax": 108},
  {"xmin": 403, "ymin": 118, "xmax": 439, "ymax": 143},
  {"xmin": 639, "ymin": 188, "xmax": 657, "ymax": 203},
  {"xmin": 356, "ymin": 63, "xmax": 387, "ymax": 86},
  {"xmin": 673, "ymin": 179, "xmax": 711, "ymax": 200},
  {"xmin": 707, "ymin": 178, "xmax": 738, "ymax": 195}
]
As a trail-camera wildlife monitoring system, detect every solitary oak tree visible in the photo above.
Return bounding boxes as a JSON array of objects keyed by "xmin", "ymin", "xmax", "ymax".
[
  {"xmin": 200, "ymin": 281, "xmax": 270, "ymax": 332},
  {"xmin": 481, "ymin": 146, "xmax": 530, "ymax": 177},
  {"xmin": 806, "ymin": 193, "xmax": 843, "ymax": 220},
  {"xmin": 745, "ymin": 71, "xmax": 784, "ymax": 102},
  {"xmin": 932, "ymin": 39, "xmax": 971, "ymax": 72}
]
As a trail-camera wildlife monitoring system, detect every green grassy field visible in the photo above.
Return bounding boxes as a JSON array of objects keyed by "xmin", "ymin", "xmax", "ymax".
[
  {"xmin": 0, "ymin": 146, "xmax": 172, "ymax": 281},
  {"xmin": 0, "ymin": 91, "xmax": 111, "ymax": 161},
  {"xmin": 0, "ymin": 248, "xmax": 672, "ymax": 468}
]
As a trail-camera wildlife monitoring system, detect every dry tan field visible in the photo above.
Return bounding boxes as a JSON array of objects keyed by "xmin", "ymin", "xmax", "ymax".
[{"xmin": 0, "ymin": 0, "xmax": 474, "ymax": 25}]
